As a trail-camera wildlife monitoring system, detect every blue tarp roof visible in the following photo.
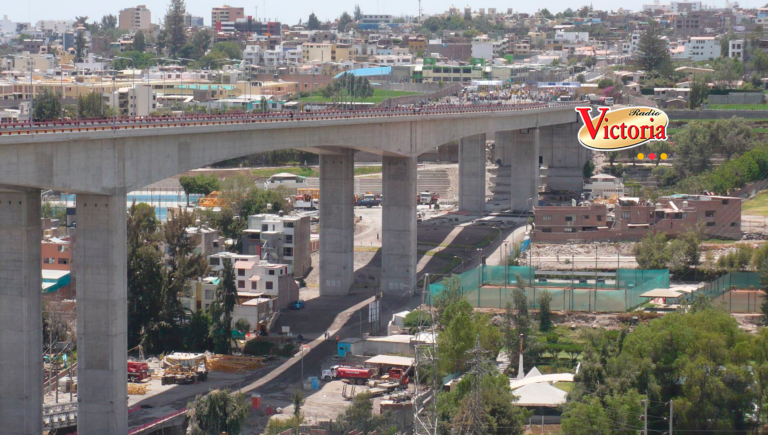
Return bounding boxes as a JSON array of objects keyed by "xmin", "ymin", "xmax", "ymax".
[{"xmin": 334, "ymin": 67, "xmax": 392, "ymax": 79}]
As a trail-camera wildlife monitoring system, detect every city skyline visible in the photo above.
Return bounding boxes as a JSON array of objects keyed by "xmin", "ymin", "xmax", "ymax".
[{"xmin": 4, "ymin": 0, "xmax": 739, "ymax": 31}]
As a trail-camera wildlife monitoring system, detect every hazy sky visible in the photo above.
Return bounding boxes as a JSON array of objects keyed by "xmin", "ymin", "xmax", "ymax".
[{"xmin": 6, "ymin": 0, "xmax": 732, "ymax": 27}]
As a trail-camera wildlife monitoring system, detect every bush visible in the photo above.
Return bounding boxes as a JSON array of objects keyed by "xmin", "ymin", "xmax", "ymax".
[
  {"xmin": 652, "ymin": 166, "xmax": 678, "ymax": 187},
  {"xmin": 243, "ymin": 340, "xmax": 275, "ymax": 356}
]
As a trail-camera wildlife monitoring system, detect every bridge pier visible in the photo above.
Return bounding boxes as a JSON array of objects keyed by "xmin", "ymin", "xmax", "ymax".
[
  {"xmin": 319, "ymin": 151, "xmax": 355, "ymax": 296},
  {"xmin": 499, "ymin": 128, "xmax": 540, "ymax": 212},
  {"xmin": 381, "ymin": 156, "xmax": 417, "ymax": 295},
  {"xmin": 458, "ymin": 133, "xmax": 487, "ymax": 214},
  {"xmin": 75, "ymin": 193, "xmax": 128, "ymax": 435},
  {"xmin": 0, "ymin": 189, "xmax": 42, "ymax": 435}
]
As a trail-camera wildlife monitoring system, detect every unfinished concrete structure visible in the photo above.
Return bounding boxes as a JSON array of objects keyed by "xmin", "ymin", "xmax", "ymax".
[{"xmin": 0, "ymin": 104, "xmax": 583, "ymax": 434}]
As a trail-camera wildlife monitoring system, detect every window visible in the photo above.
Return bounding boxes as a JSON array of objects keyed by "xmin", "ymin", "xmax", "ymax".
[
  {"xmin": 706, "ymin": 222, "xmax": 716, "ymax": 227},
  {"xmin": 238, "ymin": 269, "xmax": 245, "ymax": 276},
  {"xmin": 730, "ymin": 222, "xmax": 737, "ymax": 227},
  {"xmin": 266, "ymin": 281, "xmax": 273, "ymax": 290},
  {"xmin": 285, "ymin": 235, "xmax": 293, "ymax": 244},
  {"xmin": 58, "ymin": 258, "xmax": 69, "ymax": 265},
  {"xmin": 43, "ymin": 257, "xmax": 56, "ymax": 264},
  {"xmin": 621, "ymin": 212, "xmax": 631, "ymax": 219},
  {"xmin": 251, "ymin": 282, "xmax": 258, "ymax": 290},
  {"xmin": 583, "ymin": 215, "xmax": 590, "ymax": 220},
  {"xmin": 238, "ymin": 280, "xmax": 245, "ymax": 288},
  {"xmin": 268, "ymin": 270, "xmax": 275, "ymax": 275},
  {"xmin": 565, "ymin": 215, "xmax": 574, "ymax": 222},
  {"xmin": 542, "ymin": 228, "xmax": 552, "ymax": 233},
  {"xmin": 542, "ymin": 215, "xmax": 552, "ymax": 221},
  {"xmin": 564, "ymin": 227, "xmax": 576, "ymax": 233},
  {"xmin": 209, "ymin": 257, "xmax": 220, "ymax": 266},
  {"xmin": 283, "ymin": 247, "xmax": 294, "ymax": 257},
  {"xmin": 285, "ymin": 221, "xmax": 294, "ymax": 228},
  {"xmin": 705, "ymin": 210, "xmax": 716, "ymax": 217},
  {"xmin": 262, "ymin": 224, "xmax": 268, "ymax": 231},
  {"xmin": 597, "ymin": 215, "xmax": 603, "ymax": 222},
  {"xmin": 205, "ymin": 290, "xmax": 214, "ymax": 300},
  {"xmin": 58, "ymin": 245, "xmax": 68, "ymax": 252}
]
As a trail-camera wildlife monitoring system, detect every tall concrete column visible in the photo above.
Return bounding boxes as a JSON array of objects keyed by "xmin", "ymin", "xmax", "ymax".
[
  {"xmin": 0, "ymin": 189, "xmax": 42, "ymax": 435},
  {"xmin": 75, "ymin": 193, "xmax": 128, "ymax": 435},
  {"xmin": 506, "ymin": 128, "xmax": 540, "ymax": 212},
  {"xmin": 382, "ymin": 156, "xmax": 417, "ymax": 294},
  {"xmin": 319, "ymin": 151, "xmax": 355, "ymax": 296},
  {"xmin": 458, "ymin": 133, "xmax": 487, "ymax": 214}
]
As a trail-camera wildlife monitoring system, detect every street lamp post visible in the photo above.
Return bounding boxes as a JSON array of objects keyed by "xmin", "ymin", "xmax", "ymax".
[{"xmin": 177, "ymin": 58, "xmax": 196, "ymax": 113}]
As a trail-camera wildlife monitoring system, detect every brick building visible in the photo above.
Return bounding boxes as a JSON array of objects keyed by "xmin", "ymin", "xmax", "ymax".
[{"xmin": 532, "ymin": 194, "xmax": 741, "ymax": 243}]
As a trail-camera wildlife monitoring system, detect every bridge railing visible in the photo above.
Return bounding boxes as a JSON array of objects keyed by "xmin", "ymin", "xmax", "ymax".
[{"xmin": 0, "ymin": 101, "xmax": 580, "ymax": 136}]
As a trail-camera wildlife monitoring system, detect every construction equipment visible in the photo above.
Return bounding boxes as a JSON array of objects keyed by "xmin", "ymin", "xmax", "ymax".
[
  {"xmin": 127, "ymin": 345, "xmax": 148, "ymax": 383},
  {"xmin": 322, "ymin": 366, "xmax": 375, "ymax": 385},
  {"xmin": 356, "ymin": 192, "xmax": 382, "ymax": 208},
  {"xmin": 206, "ymin": 354, "xmax": 266, "ymax": 374},
  {"xmin": 197, "ymin": 191, "xmax": 222, "ymax": 208},
  {"xmin": 162, "ymin": 353, "xmax": 209, "ymax": 385}
]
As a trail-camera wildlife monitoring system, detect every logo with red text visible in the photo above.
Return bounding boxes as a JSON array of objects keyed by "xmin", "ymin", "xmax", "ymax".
[{"xmin": 575, "ymin": 106, "xmax": 668, "ymax": 151}]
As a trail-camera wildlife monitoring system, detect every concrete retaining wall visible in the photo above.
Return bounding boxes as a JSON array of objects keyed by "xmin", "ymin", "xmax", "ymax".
[
  {"xmin": 709, "ymin": 92, "xmax": 765, "ymax": 105},
  {"xmin": 731, "ymin": 178, "xmax": 768, "ymax": 198}
]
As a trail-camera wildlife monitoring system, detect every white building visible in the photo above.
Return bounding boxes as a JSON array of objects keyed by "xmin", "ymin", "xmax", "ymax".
[
  {"xmin": 684, "ymin": 36, "xmax": 719, "ymax": 61},
  {"xmin": 555, "ymin": 30, "xmax": 590, "ymax": 43},
  {"xmin": 471, "ymin": 41, "xmax": 494, "ymax": 60},
  {"xmin": 104, "ymin": 83, "xmax": 157, "ymax": 117},
  {"xmin": 729, "ymin": 39, "xmax": 745, "ymax": 60},
  {"xmin": 36, "ymin": 20, "xmax": 75, "ymax": 34},
  {"xmin": 371, "ymin": 54, "xmax": 414, "ymax": 66},
  {"xmin": 244, "ymin": 45, "xmax": 263, "ymax": 65},
  {"xmin": 582, "ymin": 174, "xmax": 630, "ymax": 199},
  {"xmin": 671, "ymin": 1, "xmax": 702, "ymax": 12},
  {"xmin": 0, "ymin": 16, "xmax": 18, "ymax": 35}
]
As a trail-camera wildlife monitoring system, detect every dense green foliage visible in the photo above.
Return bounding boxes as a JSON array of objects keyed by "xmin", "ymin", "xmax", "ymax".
[
  {"xmin": 334, "ymin": 392, "xmax": 397, "ymax": 434},
  {"xmin": 562, "ymin": 304, "xmax": 764, "ymax": 433},
  {"xmin": 33, "ymin": 88, "xmax": 62, "ymax": 121},
  {"xmin": 187, "ymin": 389, "xmax": 250, "ymax": 435},
  {"xmin": 632, "ymin": 230, "xmax": 700, "ymax": 275},
  {"xmin": 178, "ymin": 174, "xmax": 221, "ymax": 205}
]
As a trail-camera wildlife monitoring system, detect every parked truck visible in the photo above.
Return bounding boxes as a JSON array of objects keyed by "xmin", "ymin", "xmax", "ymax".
[
  {"xmin": 356, "ymin": 192, "xmax": 382, "ymax": 208},
  {"xmin": 322, "ymin": 365, "xmax": 375, "ymax": 385},
  {"xmin": 128, "ymin": 361, "xmax": 150, "ymax": 383},
  {"xmin": 418, "ymin": 190, "xmax": 439, "ymax": 205}
]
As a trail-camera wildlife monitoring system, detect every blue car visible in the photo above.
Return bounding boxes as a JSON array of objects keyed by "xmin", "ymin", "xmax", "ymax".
[{"xmin": 291, "ymin": 300, "xmax": 306, "ymax": 310}]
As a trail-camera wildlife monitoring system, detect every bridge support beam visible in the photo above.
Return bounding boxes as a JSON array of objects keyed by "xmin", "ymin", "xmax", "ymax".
[
  {"xmin": 458, "ymin": 133, "xmax": 487, "ymax": 214},
  {"xmin": 382, "ymin": 156, "xmax": 417, "ymax": 295},
  {"xmin": 502, "ymin": 128, "xmax": 540, "ymax": 212},
  {"xmin": 0, "ymin": 189, "xmax": 42, "ymax": 435},
  {"xmin": 319, "ymin": 151, "xmax": 355, "ymax": 296},
  {"xmin": 75, "ymin": 193, "xmax": 128, "ymax": 435}
]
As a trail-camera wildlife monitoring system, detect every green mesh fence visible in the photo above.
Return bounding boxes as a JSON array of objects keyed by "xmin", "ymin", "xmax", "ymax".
[
  {"xmin": 700, "ymin": 272, "xmax": 763, "ymax": 313},
  {"xmin": 428, "ymin": 265, "xmax": 671, "ymax": 312}
]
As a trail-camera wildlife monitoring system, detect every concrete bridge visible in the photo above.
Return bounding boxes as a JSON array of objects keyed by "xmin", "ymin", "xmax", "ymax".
[{"xmin": 0, "ymin": 103, "xmax": 587, "ymax": 435}]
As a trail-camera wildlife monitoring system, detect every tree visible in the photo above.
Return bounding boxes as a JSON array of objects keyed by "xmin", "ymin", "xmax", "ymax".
[
  {"xmin": 335, "ymin": 392, "xmax": 396, "ymax": 434},
  {"xmin": 234, "ymin": 318, "xmax": 250, "ymax": 333},
  {"xmin": 538, "ymin": 291, "xmax": 553, "ymax": 331},
  {"xmin": 583, "ymin": 159, "xmax": 595, "ymax": 178},
  {"xmin": 33, "ymin": 88, "xmax": 62, "ymax": 122},
  {"xmin": 187, "ymin": 389, "xmax": 250, "ymax": 435},
  {"xmin": 540, "ymin": 8, "xmax": 554, "ymax": 19},
  {"xmin": 636, "ymin": 21, "xmax": 670, "ymax": 73},
  {"xmin": 211, "ymin": 41, "xmax": 242, "ymax": 60},
  {"xmin": 211, "ymin": 259, "xmax": 237, "ymax": 354},
  {"xmin": 292, "ymin": 391, "xmax": 305, "ymax": 420},
  {"xmin": 307, "ymin": 13, "xmax": 320, "ymax": 30},
  {"xmin": 354, "ymin": 5, "xmax": 363, "ymax": 21},
  {"xmin": 464, "ymin": 9, "xmax": 472, "ymax": 21},
  {"xmin": 689, "ymin": 75, "xmax": 710, "ymax": 109},
  {"xmin": 632, "ymin": 232, "xmax": 669, "ymax": 270},
  {"xmin": 100, "ymin": 14, "xmax": 117, "ymax": 30},
  {"xmin": 338, "ymin": 12, "xmax": 352, "ymax": 32},
  {"xmin": 164, "ymin": 0, "xmax": 187, "ymax": 57},
  {"xmin": 179, "ymin": 174, "xmax": 221, "ymax": 206},
  {"xmin": 673, "ymin": 122, "xmax": 717, "ymax": 177},
  {"xmin": 576, "ymin": 73, "xmax": 586, "ymax": 83},
  {"xmin": 133, "ymin": 30, "xmax": 146, "ymax": 52},
  {"xmin": 74, "ymin": 31, "xmax": 86, "ymax": 62},
  {"xmin": 190, "ymin": 30, "xmax": 211, "ymax": 57}
]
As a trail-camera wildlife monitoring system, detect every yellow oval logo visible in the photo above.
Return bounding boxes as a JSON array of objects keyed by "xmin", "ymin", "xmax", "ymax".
[{"xmin": 575, "ymin": 106, "xmax": 669, "ymax": 151}]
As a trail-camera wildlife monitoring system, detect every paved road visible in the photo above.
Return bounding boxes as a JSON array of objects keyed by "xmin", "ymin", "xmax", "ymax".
[{"xmin": 0, "ymin": 102, "xmax": 575, "ymax": 137}]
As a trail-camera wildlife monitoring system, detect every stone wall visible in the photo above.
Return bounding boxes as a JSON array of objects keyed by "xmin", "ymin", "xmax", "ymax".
[{"xmin": 708, "ymin": 92, "xmax": 765, "ymax": 105}]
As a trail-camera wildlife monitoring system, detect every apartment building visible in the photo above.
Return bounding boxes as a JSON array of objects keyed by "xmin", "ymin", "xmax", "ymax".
[
  {"xmin": 582, "ymin": 174, "xmax": 630, "ymax": 200},
  {"xmin": 118, "ymin": 5, "xmax": 153, "ymax": 34},
  {"xmin": 242, "ymin": 213, "xmax": 312, "ymax": 278},
  {"xmin": 42, "ymin": 238, "xmax": 70, "ymax": 271},
  {"xmin": 211, "ymin": 5, "xmax": 245, "ymax": 27},
  {"xmin": 684, "ymin": 36, "xmax": 719, "ymax": 61},
  {"xmin": 103, "ymin": 83, "xmax": 157, "ymax": 117},
  {"xmin": 302, "ymin": 43, "xmax": 353, "ymax": 63},
  {"xmin": 532, "ymin": 194, "xmax": 741, "ymax": 242},
  {"xmin": 729, "ymin": 39, "xmax": 745, "ymax": 59}
]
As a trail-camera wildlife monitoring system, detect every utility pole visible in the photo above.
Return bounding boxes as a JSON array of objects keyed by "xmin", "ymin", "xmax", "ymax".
[
  {"xmin": 643, "ymin": 397, "xmax": 648, "ymax": 435},
  {"xmin": 669, "ymin": 399, "xmax": 673, "ymax": 435}
]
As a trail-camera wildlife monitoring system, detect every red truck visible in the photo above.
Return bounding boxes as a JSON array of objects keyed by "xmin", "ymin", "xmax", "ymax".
[
  {"xmin": 322, "ymin": 365, "xmax": 375, "ymax": 385},
  {"xmin": 128, "ymin": 361, "xmax": 150, "ymax": 383},
  {"xmin": 387, "ymin": 368, "xmax": 410, "ymax": 385}
]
